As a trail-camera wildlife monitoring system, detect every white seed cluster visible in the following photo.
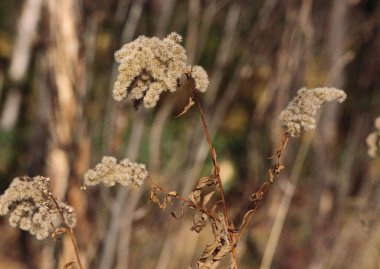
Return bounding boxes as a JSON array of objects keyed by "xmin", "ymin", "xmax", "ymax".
[
  {"xmin": 366, "ymin": 117, "xmax": 380, "ymax": 158},
  {"xmin": 113, "ymin": 32, "xmax": 209, "ymax": 108},
  {"xmin": 84, "ymin": 156, "xmax": 148, "ymax": 188},
  {"xmin": 279, "ymin": 87, "xmax": 347, "ymax": 137},
  {"xmin": 0, "ymin": 176, "xmax": 76, "ymax": 240}
]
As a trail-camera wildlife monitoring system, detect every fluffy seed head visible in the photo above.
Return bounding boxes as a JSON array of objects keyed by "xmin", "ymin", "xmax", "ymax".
[
  {"xmin": 0, "ymin": 176, "xmax": 76, "ymax": 240},
  {"xmin": 279, "ymin": 87, "xmax": 347, "ymax": 137},
  {"xmin": 84, "ymin": 156, "xmax": 149, "ymax": 188},
  {"xmin": 113, "ymin": 32, "xmax": 209, "ymax": 108}
]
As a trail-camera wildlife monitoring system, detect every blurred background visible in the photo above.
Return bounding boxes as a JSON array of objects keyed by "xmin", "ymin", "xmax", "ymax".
[{"xmin": 0, "ymin": 0, "xmax": 379, "ymax": 268}]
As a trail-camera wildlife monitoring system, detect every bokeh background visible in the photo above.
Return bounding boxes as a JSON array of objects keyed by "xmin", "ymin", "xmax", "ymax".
[{"xmin": 0, "ymin": 0, "xmax": 380, "ymax": 268}]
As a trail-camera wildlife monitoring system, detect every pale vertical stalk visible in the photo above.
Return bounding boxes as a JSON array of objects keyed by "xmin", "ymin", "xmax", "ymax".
[
  {"xmin": 8, "ymin": 0, "xmax": 42, "ymax": 82},
  {"xmin": 149, "ymin": 96, "xmax": 176, "ymax": 174},
  {"xmin": 1, "ymin": 0, "xmax": 42, "ymax": 130}
]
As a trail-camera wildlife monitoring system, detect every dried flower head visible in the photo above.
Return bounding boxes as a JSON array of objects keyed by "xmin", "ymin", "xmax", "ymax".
[
  {"xmin": 366, "ymin": 116, "xmax": 380, "ymax": 158},
  {"xmin": 279, "ymin": 87, "xmax": 347, "ymax": 137},
  {"xmin": 113, "ymin": 32, "xmax": 209, "ymax": 108},
  {"xmin": 83, "ymin": 156, "xmax": 148, "ymax": 188},
  {"xmin": 0, "ymin": 176, "xmax": 76, "ymax": 240}
]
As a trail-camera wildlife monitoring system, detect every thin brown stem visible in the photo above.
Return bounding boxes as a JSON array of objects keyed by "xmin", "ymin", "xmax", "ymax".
[
  {"xmin": 189, "ymin": 80, "xmax": 238, "ymax": 268},
  {"xmin": 50, "ymin": 195, "xmax": 84, "ymax": 269},
  {"xmin": 236, "ymin": 132, "xmax": 289, "ymax": 243},
  {"xmin": 192, "ymin": 90, "xmax": 229, "ymax": 220},
  {"xmin": 67, "ymin": 227, "xmax": 84, "ymax": 269}
]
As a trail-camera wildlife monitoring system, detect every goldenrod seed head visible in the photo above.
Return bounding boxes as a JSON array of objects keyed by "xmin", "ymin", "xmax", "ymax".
[
  {"xmin": 84, "ymin": 156, "xmax": 149, "ymax": 188},
  {"xmin": 0, "ymin": 176, "xmax": 77, "ymax": 240},
  {"xmin": 279, "ymin": 87, "xmax": 347, "ymax": 137},
  {"xmin": 113, "ymin": 32, "xmax": 209, "ymax": 108}
]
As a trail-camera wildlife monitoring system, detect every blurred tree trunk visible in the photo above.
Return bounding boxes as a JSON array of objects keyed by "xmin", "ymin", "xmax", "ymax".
[{"xmin": 44, "ymin": 0, "xmax": 88, "ymax": 267}]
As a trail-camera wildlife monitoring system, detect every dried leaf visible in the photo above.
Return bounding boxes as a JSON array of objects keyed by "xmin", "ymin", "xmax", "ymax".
[
  {"xmin": 202, "ymin": 191, "xmax": 215, "ymax": 208},
  {"xmin": 150, "ymin": 187, "xmax": 167, "ymax": 209},
  {"xmin": 63, "ymin": 261, "xmax": 76, "ymax": 269},
  {"xmin": 189, "ymin": 192, "xmax": 200, "ymax": 206},
  {"xmin": 171, "ymin": 202, "xmax": 185, "ymax": 219},
  {"xmin": 191, "ymin": 212, "xmax": 208, "ymax": 233},
  {"xmin": 196, "ymin": 232, "xmax": 234, "ymax": 269},
  {"xmin": 175, "ymin": 97, "xmax": 195, "ymax": 118}
]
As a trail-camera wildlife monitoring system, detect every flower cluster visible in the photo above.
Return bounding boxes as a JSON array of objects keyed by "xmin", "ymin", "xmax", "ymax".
[
  {"xmin": 0, "ymin": 176, "xmax": 76, "ymax": 240},
  {"xmin": 279, "ymin": 87, "xmax": 347, "ymax": 137},
  {"xmin": 113, "ymin": 32, "xmax": 209, "ymax": 108},
  {"xmin": 366, "ymin": 116, "xmax": 380, "ymax": 158},
  {"xmin": 83, "ymin": 156, "xmax": 149, "ymax": 188}
]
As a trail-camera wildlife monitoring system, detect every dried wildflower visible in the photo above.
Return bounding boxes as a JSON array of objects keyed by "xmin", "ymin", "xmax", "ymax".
[
  {"xmin": 279, "ymin": 87, "xmax": 347, "ymax": 137},
  {"xmin": 83, "ymin": 156, "xmax": 148, "ymax": 188},
  {"xmin": 0, "ymin": 176, "xmax": 76, "ymax": 240},
  {"xmin": 366, "ymin": 116, "xmax": 380, "ymax": 158},
  {"xmin": 113, "ymin": 32, "xmax": 209, "ymax": 109}
]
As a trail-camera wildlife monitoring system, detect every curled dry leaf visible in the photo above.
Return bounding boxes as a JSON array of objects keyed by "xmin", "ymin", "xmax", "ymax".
[
  {"xmin": 189, "ymin": 175, "xmax": 218, "ymax": 206},
  {"xmin": 196, "ymin": 233, "xmax": 234, "ymax": 269}
]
